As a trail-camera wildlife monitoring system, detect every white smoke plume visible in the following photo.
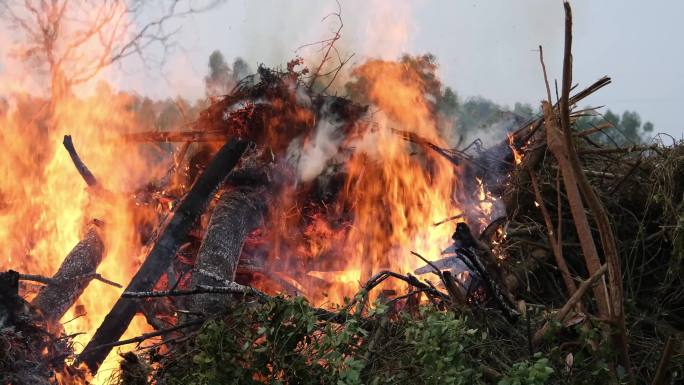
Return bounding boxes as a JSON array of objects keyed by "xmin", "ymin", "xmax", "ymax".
[{"xmin": 296, "ymin": 101, "xmax": 345, "ymax": 182}]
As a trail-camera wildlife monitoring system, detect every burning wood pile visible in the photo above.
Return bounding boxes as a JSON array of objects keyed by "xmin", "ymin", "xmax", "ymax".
[{"xmin": 1, "ymin": 3, "xmax": 682, "ymax": 385}]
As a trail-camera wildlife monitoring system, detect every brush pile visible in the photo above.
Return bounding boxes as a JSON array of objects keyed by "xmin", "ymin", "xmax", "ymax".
[{"xmin": 1, "ymin": 3, "xmax": 682, "ymax": 385}]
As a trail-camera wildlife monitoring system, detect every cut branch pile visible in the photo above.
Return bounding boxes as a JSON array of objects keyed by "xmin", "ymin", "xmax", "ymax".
[{"xmin": 3, "ymin": 3, "xmax": 683, "ymax": 385}]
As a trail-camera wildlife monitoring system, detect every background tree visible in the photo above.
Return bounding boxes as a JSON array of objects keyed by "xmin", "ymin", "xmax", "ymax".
[
  {"xmin": 0, "ymin": 0, "xmax": 220, "ymax": 107},
  {"xmin": 204, "ymin": 50, "xmax": 252, "ymax": 96},
  {"xmin": 577, "ymin": 109, "xmax": 654, "ymax": 145}
]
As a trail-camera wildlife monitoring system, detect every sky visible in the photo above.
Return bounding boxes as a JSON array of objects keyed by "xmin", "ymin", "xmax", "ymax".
[{"xmin": 3, "ymin": 0, "xmax": 683, "ymax": 138}]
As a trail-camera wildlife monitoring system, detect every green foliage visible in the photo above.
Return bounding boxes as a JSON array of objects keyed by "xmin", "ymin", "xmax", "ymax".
[
  {"xmin": 498, "ymin": 354, "xmax": 554, "ymax": 385},
  {"xmin": 393, "ymin": 309, "xmax": 480, "ymax": 385},
  {"xmin": 155, "ymin": 298, "xmax": 550, "ymax": 385},
  {"xmin": 158, "ymin": 296, "xmax": 368, "ymax": 385}
]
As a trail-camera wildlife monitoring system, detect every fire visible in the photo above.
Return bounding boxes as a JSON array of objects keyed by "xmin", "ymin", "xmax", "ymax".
[
  {"xmin": 508, "ymin": 132, "xmax": 523, "ymax": 165},
  {"xmin": 0, "ymin": 86, "xmax": 159, "ymax": 381},
  {"xmin": 258, "ymin": 58, "xmax": 495, "ymax": 306},
  {"xmin": 2, "ymin": 2, "xmax": 505, "ymax": 380},
  {"xmin": 336, "ymin": 60, "xmax": 460, "ymax": 302}
]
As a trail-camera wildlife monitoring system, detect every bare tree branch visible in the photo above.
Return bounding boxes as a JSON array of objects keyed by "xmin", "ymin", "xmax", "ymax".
[{"xmin": 1, "ymin": 0, "xmax": 224, "ymax": 99}]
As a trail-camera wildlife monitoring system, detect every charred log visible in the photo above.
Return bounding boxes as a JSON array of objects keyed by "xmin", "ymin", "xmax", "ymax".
[
  {"xmin": 31, "ymin": 226, "xmax": 105, "ymax": 324},
  {"xmin": 78, "ymin": 138, "xmax": 249, "ymax": 373},
  {"xmin": 189, "ymin": 186, "xmax": 266, "ymax": 314},
  {"xmin": 0, "ymin": 270, "xmax": 25, "ymax": 329}
]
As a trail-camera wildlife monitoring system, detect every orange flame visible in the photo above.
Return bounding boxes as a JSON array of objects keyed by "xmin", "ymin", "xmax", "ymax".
[
  {"xmin": 508, "ymin": 132, "xmax": 523, "ymax": 166},
  {"xmin": 0, "ymin": 88, "xmax": 160, "ymax": 383}
]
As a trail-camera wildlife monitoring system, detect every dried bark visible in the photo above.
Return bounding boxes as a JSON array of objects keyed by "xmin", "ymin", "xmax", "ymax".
[
  {"xmin": 190, "ymin": 186, "xmax": 266, "ymax": 313},
  {"xmin": 79, "ymin": 138, "xmax": 249, "ymax": 373},
  {"xmin": 558, "ymin": 3, "xmax": 632, "ymax": 377},
  {"xmin": 31, "ymin": 226, "xmax": 104, "ymax": 324},
  {"xmin": 541, "ymin": 103, "xmax": 610, "ymax": 319}
]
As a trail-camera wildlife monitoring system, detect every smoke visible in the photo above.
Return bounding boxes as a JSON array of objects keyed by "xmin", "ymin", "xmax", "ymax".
[{"xmin": 295, "ymin": 100, "xmax": 345, "ymax": 182}]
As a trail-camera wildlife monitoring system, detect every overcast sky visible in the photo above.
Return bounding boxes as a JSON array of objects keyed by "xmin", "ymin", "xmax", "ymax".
[{"xmin": 5, "ymin": 0, "xmax": 683, "ymax": 138}]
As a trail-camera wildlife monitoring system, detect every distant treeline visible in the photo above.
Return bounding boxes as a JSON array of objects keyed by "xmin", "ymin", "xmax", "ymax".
[{"xmin": 1, "ymin": 51, "xmax": 653, "ymax": 149}]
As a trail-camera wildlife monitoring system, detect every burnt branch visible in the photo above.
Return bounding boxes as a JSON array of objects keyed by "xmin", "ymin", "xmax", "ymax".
[
  {"xmin": 62, "ymin": 135, "xmax": 97, "ymax": 187},
  {"xmin": 78, "ymin": 137, "xmax": 248, "ymax": 373}
]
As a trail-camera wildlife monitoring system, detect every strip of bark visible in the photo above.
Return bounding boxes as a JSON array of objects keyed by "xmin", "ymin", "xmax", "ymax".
[
  {"xmin": 559, "ymin": 2, "xmax": 632, "ymax": 377},
  {"xmin": 31, "ymin": 226, "xmax": 104, "ymax": 324},
  {"xmin": 78, "ymin": 138, "xmax": 248, "ymax": 373},
  {"xmin": 540, "ymin": 75, "xmax": 610, "ymax": 319}
]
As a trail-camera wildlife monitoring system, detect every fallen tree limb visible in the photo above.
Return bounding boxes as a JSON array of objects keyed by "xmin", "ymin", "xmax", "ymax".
[
  {"xmin": 63, "ymin": 135, "xmax": 98, "ymax": 187},
  {"xmin": 123, "ymin": 282, "xmax": 267, "ymax": 300},
  {"xmin": 31, "ymin": 226, "xmax": 105, "ymax": 324},
  {"xmin": 540, "ymin": 55, "xmax": 610, "ymax": 320},
  {"xmin": 78, "ymin": 138, "xmax": 249, "ymax": 373},
  {"xmin": 532, "ymin": 264, "xmax": 607, "ymax": 347},
  {"xmin": 124, "ymin": 283, "xmax": 352, "ymax": 325},
  {"xmin": 578, "ymin": 145, "xmax": 655, "ymax": 156}
]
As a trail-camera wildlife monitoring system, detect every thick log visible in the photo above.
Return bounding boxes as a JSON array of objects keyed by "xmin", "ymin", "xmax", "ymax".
[
  {"xmin": 31, "ymin": 227, "xmax": 104, "ymax": 324},
  {"xmin": 78, "ymin": 138, "xmax": 248, "ymax": 373},
  {"xmin": 190, "ymin": 186, "xmax": 266, "ymax": 313}
]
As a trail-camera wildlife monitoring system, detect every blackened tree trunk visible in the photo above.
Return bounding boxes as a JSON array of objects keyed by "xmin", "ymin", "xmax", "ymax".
[{"xmin": 78, "ymin": 138, "xmax": 248, "ymax": 373}]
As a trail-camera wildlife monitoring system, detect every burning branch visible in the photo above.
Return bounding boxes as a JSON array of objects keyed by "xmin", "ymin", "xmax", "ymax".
[
  {"xmin": 78, "ymin": 137, "xmax": 249, "ymax": 373},
  {"xmin": 31, "ymin": 225, "xmax": 105, "ymax": 324},
  {"xmin": 62, "ymin": 135, "xmax": 98, "ymax": 187}
]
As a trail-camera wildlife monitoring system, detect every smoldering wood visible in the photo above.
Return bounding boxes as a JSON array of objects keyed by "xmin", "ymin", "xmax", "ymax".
[
  {"xmin": 452, "ymin": 222, "xmax": 519, "ymax": 321},
  {"xmin": 31, "ymin": 227, "xmax": 104, "ymax": 324},
  {"xmin": 78, "ymin": 137, "xmax": 249, "ymax": 373},
  {"xmin": 189, "ymin": 186, "xmax": 266, "ymax": 314},
  {"xmin": 0, "ymin": 270, "xmax": 24, "ymax": 329},
  {"xmin": 442, "ymin": 271, "xmax": 467, "ymax": 305}
]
